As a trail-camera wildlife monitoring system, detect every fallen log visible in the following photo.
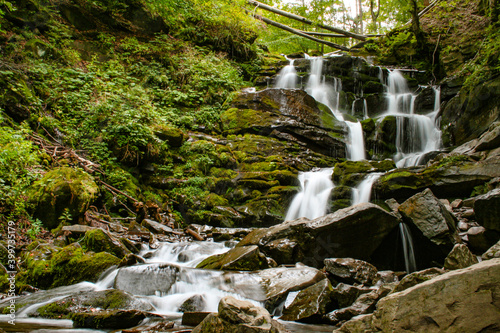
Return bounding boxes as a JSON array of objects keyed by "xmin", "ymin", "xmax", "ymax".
[
  {"xmin": 247, "ymin": 0, "xmax": 367, "ymax": 41},
  {"xmin": 249, "ymin": 11, "xmax": 350, "ymax": 51}
]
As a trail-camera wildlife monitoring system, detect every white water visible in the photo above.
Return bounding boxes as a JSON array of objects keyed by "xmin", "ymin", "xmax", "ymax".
[
  {"xmin": 285, "ymin": 168, "xmax": 334, "ymax": 221},
  {"xmin": 385, "ymin": 70, "xmax": 442, "ymax": 168},
  {"xmin": 352, "ymin": 172, "xmax": 383, "ymax": 205},
  {"xmin": 399, "ymin": 223, "xmax": 417, "ymax": 273},
  {"xmin": 275, "ymin": 58, "xmax": 299, "ymax": 89},
  {"xmin": 304, "ymin": 56, "xmax": 365, "ymax": 161}
]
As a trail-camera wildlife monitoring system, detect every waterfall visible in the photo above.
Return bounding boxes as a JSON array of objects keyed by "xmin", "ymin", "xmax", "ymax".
[
  {"xmin": 304, "ymin": 56, "xmax": 365, "ymax": 161},
  {"xmin": 285, "ymin": 168, "xmax": 334, "ymax": 221},
  {"xmin": 399, "ymin": 223, "xmax": 417, "ymax": 273},
  {"xmin": 275, "ymin": 58, "xmax": 299, "ymax": 89},
  {"xmin": 352, "ymin": 172, "xmax": 383, "ymax": 205},
  {"xmin": 385, "ymin": 70, "xmax": 442, "ymax": 168}
]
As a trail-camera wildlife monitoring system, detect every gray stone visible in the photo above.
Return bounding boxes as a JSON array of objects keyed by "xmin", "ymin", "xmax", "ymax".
[
  {"xmin": 141, "ymin": 219, "xmax": 174, "ymax": 235},
  {"xmin": 192, "ymin": 296, "xmax": 288, "ymax": 333},
  {"xmin": 332, "ymin": 283, "xmax": 372, "ymax": 308},
  {"xmin": 443, "ymin": 244, "xmax": 479, "ymax": 270},
  {"xmin": 392, "ymin": 267, "xmax": 445, "ymax": 293},
  {"xmin": 398, "ymin": 188, "xmax": 460, "ymax": 249}
]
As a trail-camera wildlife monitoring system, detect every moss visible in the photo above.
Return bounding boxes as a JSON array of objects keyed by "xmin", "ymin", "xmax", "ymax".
[
  {"xmin": 19, "ymin": 244, "xmax": 120, "ymax": 289},
  {"xmin": 37, "ymin": 301, "xmax": 73, "ymax": 319},
  {"xmin": 221, "ymin": 108, "xmax": 266, "ymax": 133},
  {"xmin": 205, "ymin": 193, "xmax": 229, "ymax": 207},
  {"xmin": 81, "ymin": 229, "xmax": 127, "ymax": 259},
  {"xmin": 28, "ymin": 167, "xmax": 99, "ymax": 230}
]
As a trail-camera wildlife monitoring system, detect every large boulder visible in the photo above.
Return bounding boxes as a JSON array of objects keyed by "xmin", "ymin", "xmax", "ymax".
[
  {"xmin": 335, "ymin": 259, "xmax": 500, "ymax": 332},
  {"xmin": 237, "ymin": 203, "xmax": 400, "ymax": 268},
  {"xmin": 482, "ymin": 240, "xmax": 500, "ymax": 260},
  {"xmin": 192, "ymin": 296, "xmax": 288, "ymax": 333},
  {"xmin": 29, "ymin": 167, "xmax": 99, "ymax": 230},
  {"xmin": 221, "ymin": 88, "xmax": 347, "ymax": 158},
  {"xmin": 398, "ymin": 188, "xmax": 460, "ymax": 250}
]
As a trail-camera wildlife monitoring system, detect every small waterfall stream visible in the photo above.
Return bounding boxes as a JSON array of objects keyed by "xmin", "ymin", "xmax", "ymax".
[
  {"xmin": 275, "ymin": 57, "xmax": 299, "ymax": 89},
  {"xmin": 285, "ymin": 168, "xmax": 334, "ymax": 221},
  {"xmin": 385, "ymin": 70, "xmax": 442, "ymax": 168},
  {"xmin": 352, "ymin": 172, "xmax": 383, "ymax": 205}
]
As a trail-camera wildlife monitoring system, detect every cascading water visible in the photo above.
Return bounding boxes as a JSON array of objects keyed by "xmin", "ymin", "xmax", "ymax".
[
  {"xmin": 275, "ymin": 58, "xmax": 299, "ymax": 89},
  {"xmin": 385, "ymin": 70, "xmax": 442, "ymax": 168},
  {"xmin": 352, "ymin": 172, "xmax": 383, "ymax": 205},
  {"xmin": 305, "ymin": 56, "xmax": 366, "ymax": 161},
  {"xmin": 399, "ymin": 223, "xmax": 417, "ymax": 273},
  {"xmin": 285, "ymin": 168, "xmax": 334, "ymax": 221}
]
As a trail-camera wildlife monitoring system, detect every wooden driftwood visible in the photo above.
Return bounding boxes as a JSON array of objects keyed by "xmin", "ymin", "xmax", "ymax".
[{"xmin": 247, "ymin": 0, "xmax": 367, "ymax": 41}]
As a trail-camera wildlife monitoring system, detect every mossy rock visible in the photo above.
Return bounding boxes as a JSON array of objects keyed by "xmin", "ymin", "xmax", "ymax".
[
  {"xmin": 37, "ymin": 289, "xmax": 154, "ymax": 319},
  {"xmin": 29, "ymin": 167, "xmax": 99, "ymax": 230},
  {"xmin": 18, "ymin": 243, "xmax": 120, "ymax": 289},
  {"xmin": 81, "ymin": 229, "xmax": 130, "ymax": 259},
  {"xmin": 333, "ymin": 160, "xmax": 394, "ymax": 186},
  {"xmin": 152, "ymin": 124, "xmax": 186, "ymax": 147}
]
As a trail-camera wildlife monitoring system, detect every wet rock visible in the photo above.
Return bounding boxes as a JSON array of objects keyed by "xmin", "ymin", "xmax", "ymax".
[
  {"xmin": 392, "ymin": 267, "xmax": 445, "ymax": 293},
  {"xmin": 182, "ymin": 312, "xmax": 213, "ymax": 326},
  {"xmin": 398, "ymin": 188, "xmax": 460, "ymax": 250},
  {"xmin": 196, "ymin": 245, "xmax": 271, "ymax": 271},
  {"xmin": 467, "ymin": 226, "xmax": 499, "ymax": 253},
  {"xmin": 192, "ymin": 296, "xmax": 288, "ymax": 333},
  {"xmin": 280, "ymin": 279, "xmax": 334, "ymax": 322},
  {"xmin": 482, "ymin": 240, "xmax": 500, "ymax": 260},
  {"xmin": 257, "ymin": 265, "xmax": 326, "ymax": 311},
  {"xmin": 325, "ymin": 290, "xmax": 380, "ymax": 326},
  {"xmin": 114, "ymin": 264, "xmax": 180, "ymax": 296},
  {"xmin": 179, "ymin": 295, "xmax": 207, "ymax": 313},
  {"xmin": 71, "ymin": 309, "xmax": 147, "ymax": 329},
  {"xmin": 474, "ymin": 188, "xmax": 500, "ymax": 232},
  {"xmin": 238, "ymin": 203, "xmax": 399, "ymax": 268},
  {"xmin": 324, "ymin": 258, "xmax": 378, "ymax": 286},
  {"xmin": 141, "ymin": 219, "xmax": 174, "ymax": 235},
  {"xmin": 331, "ymin": 283, "xmax": 372, "ymax": 308},
  {"xmin": 443, "ymin": 244, "xmax": 479, "ymax": 270},
  {"xmin": 61, "ymin": 225, "xmax": 96, "ymax": 236},
  {"xmin": 28, "ymin": 167, "xmax": 99, "ymax": 229},
  {"xmin": 370, "ymin": 259, "xmax": 500, "ymax": 332}
]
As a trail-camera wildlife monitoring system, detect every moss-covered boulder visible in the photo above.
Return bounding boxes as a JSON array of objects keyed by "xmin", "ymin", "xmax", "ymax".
[
  {"xmin": 81, "ymin": 229, "xmax": 131, "ymax": 259},
  {"xmin": 196, "ymin": 245, "xmax": 271, "ymax": 271},
  {"xmin": 152, "ymin": 124, "xmax": 186, "ymax": 147},
  {"xmin": 333, "ymin": 160, "xmax": 395, "ymax": 186},
  {"xmin": 29, "ymin": 167, "xmax": 99, "ymax": 230},
  {"xmin": 18, "ymin": 243, "xmax": 120, "ymax": 289},
  {"xmin": 36, "ymin": 289, "xmax": 154, "ymax": 319},
  {"xmin": 222, "ymin": 89, "xmax": 347, "ymax": 158}
]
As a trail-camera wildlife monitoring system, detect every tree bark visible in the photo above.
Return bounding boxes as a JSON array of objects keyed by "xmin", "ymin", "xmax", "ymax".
[{"xmin": 247, "ymin": 0, "xmax": 367, "ymax": 40}]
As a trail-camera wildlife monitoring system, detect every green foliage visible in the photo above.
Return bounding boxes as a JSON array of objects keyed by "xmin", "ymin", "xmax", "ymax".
[
  {"xmin": 0, "ymin": 116, "xmax": 42, "ymax": 219},
  {"xmin": 0, "ymin": 0, "xmax": 15, "ymax": 32}
]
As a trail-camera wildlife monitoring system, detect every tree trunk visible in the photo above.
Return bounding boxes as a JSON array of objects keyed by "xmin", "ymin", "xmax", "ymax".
[
  {"xmin": 410, "ymin": 0, "xmax": 420, "ymax": 35},
  {"xmin": 370, "ymin": 0, "xmax": 380, "ymax": 33}
]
